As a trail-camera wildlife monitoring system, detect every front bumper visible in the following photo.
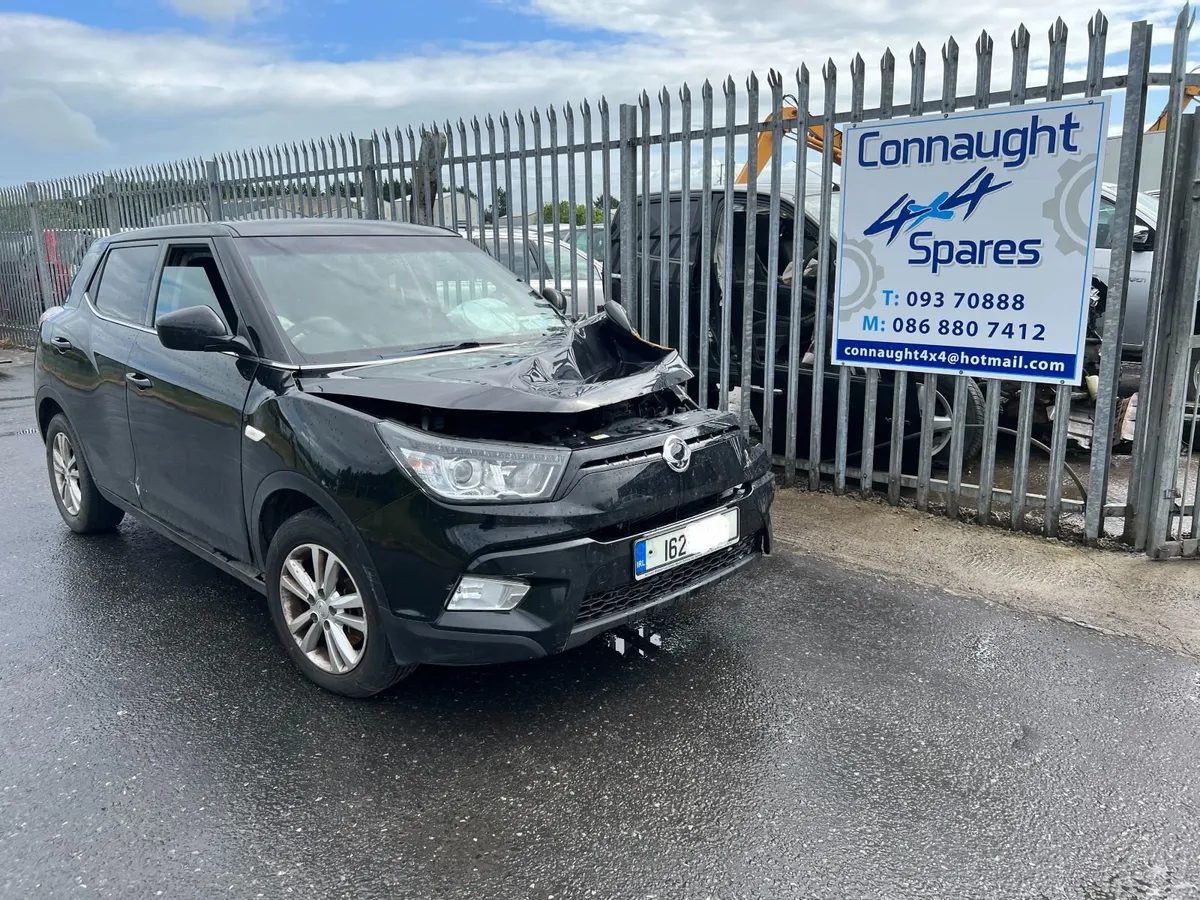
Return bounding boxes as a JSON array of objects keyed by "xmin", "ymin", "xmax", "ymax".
[{"xmin": 377, "ymin": 468, "xmax": 775, "ymax": 666}]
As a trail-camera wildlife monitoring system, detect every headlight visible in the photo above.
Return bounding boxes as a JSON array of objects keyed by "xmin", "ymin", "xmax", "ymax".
[{"xmin": 376, "ymin": 420, "xmax": 569, "ymax": 502}]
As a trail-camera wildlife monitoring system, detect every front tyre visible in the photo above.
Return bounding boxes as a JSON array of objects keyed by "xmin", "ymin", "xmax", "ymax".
[
  {"xmin": 266, "ymin": 509, "xmax": 415, "ymax": 697},
  {"xmin": 44, "ymin": 413, "xmax": 125, "ymax": 534}
]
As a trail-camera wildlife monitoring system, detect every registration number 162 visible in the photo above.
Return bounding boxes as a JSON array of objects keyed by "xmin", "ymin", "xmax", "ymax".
[{"xmin": 633, "ymin": 508, "xmax": 740, "ymax": 578}]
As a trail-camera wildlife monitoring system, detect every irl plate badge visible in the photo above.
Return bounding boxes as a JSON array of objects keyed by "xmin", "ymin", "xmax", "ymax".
[{"xmin": 832, "ymin": 97, "xmax": 1110, "ymax": 385}]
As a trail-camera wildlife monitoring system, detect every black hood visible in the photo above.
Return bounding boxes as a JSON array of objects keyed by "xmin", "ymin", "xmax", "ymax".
[{"xmin": 297, "ymin": 312, "xmax": 693, "ymax": 414}]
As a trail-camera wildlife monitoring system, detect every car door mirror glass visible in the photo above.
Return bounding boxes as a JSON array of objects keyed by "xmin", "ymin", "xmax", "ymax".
[
  {"xmin": 604, "ymin": 300, "xmax": 634, "ymax": 334},
  {"xmin": 541, "ymin": 287, "xmax": 567, "ymax": 312},
  {"xmin": 156, "ymin": 305, "xmax": 238, "ymax": 353},
  {"xmin": 1133, "ymin": 227, "xmax": 1155, "ymax": 252}
]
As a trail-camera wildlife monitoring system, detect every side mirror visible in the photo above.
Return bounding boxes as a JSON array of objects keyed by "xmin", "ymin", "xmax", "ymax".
[
  {"xmin": 1133, "ymin": 227, "xmax": 1156, "ymax": 253},
  {"xmin": 156, "ymin": 305, "xmax": 242, "ymax": 353},
  {"xmin": 541, "ymin": 287, "xmax": 568, "ymax": 313},
  {"xmin": 604, "ymin": 299, "xmax": 636, "ymax": 335}
]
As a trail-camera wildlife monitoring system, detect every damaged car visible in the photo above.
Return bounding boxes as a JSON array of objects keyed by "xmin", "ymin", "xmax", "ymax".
[{"xmin": 33, "ymin": 220, "xmax": 774, "ymax": 697}]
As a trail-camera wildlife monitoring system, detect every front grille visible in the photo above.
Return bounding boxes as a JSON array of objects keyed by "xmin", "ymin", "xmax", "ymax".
[
  {"xmin": 577, "ymin": 428, "xmax": 738, "ymax": 472},
  {"xmin": 574, "ymin": 534, "xmax": 758, "ymax": 625}
]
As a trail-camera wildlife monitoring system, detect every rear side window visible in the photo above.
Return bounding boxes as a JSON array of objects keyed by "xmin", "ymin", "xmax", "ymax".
[
  {"xmin": 93, "ymin": 245, "xmax": 160, "ymax": 326},
  {"xmin": 64, "ymin": 243, "xmax": 104, "ymax": 308}
]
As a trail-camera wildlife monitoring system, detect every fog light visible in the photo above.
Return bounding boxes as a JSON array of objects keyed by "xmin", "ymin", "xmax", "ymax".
[{"xmin": 447, "ymin": 576, "xmax": 530, "ymax": 612}]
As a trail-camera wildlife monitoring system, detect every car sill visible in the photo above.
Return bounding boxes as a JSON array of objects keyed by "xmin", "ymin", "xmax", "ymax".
[{"xmin": 95, "ymin": 486, "xmax": 267, "ymax": 595}]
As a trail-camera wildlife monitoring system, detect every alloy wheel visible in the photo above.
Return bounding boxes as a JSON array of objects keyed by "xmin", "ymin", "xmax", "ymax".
[
  {"xmin": 279, "ymin": 543, "xmax": 368, "ymax": 674},
  {"xmin": 915, "ymin": 383, "xmax": 955, "ymax": 458},
  {"xmin": 51, "ymin": 432, "xmax": 82, "ymax": 516}
]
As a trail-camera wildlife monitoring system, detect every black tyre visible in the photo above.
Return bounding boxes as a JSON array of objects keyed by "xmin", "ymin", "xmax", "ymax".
[
  {"xmin": 44, "ymin": 413, "xmax": 125, "ymax": 534},
  {"xmin": 917, "ymin": 375, "xmax": 986, "ymax": 466},
  {"xmin": 265, "ymin": 509, "xmax": 415, "ymax": 697}
]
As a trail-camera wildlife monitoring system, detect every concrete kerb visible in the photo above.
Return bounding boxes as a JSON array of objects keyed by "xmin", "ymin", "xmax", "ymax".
[{"xmin": 773, "ymin": 486, "xmax": 1200, "ymax": 658}]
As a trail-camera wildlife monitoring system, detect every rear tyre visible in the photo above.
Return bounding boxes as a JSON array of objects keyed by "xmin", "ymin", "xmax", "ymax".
[
  {"xmin": 44, "ymin": 413, "xmax": 125, "ymax": 534},
  {"xmin": 266, "ymin": 509, "xmax": 415, "ymax": 697}
]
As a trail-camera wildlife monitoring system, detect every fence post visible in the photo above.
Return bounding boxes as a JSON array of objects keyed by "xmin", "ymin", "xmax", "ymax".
[
  {"xmin": 102, "ymin": 174, "xmax": 121, "ymax": 235},
  {"xmin": 1084, "ymin": 19, "xmax": 1152, "ymax": 543},
  {"xmin": 1142, "ymin": 113, "xmax": 1200, "ymax": 555},
  {"xmin": 25, "ymin": 183, "xmax": 55, "ymax": 311},
  {"xmin": 1128, "ymin": 9, "xmax": 1193, "ymax": 548},
  {"xmin": 206, "ymin": 158, "xmax": 223, "ymax": 221},
  {"xmin": 359, "ymin": 137, "xmax": 381, "ymax": 220},
  {"xmin": 410, "ymin": 130, "xmax": 445, "ymax": 225},
  {"xmin": 618, "ymin": 103, "xmax": 638, "ymax": 326}
]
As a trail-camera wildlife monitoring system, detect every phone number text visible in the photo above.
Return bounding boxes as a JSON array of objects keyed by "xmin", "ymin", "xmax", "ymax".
[
  {"xmin": 861, "ymin": 316, "xmax": 1047, "ymax": 341},
  {"xmin": 881, "ymin": 290, "xmax": 1026, "ymax": 311}
]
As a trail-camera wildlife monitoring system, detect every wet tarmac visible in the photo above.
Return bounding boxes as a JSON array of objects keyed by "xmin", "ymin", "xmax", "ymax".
[{"xmin": 2, "ymin": 357, "xmax": 1200, "ymax": 899}]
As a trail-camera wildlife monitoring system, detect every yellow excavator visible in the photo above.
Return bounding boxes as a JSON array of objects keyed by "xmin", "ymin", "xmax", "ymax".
[
  {"xmin": 738, "ymin": 77, "xmax": 1195, "ymax": 183},
  {"xmin": 1147, "ymin": 65, "xmax": 1200, "ymax": 132},
  {"xmin": 735, "ymin": 109, "xmax": 842, "ymax": 185}
]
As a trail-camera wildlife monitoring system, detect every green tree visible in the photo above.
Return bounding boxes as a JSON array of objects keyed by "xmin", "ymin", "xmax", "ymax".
[
  {"xmin": 542, "ymin": 200, "xmax": 605, "ymax": 225},
  {"xmin": 484, "ymin": 187, "xmax": 507, "ymax": 224}
]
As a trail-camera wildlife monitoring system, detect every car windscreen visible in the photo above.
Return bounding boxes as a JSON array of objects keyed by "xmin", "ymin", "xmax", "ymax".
[
  {"xmin": 237, "ymin": 235, "xmax": 567, "ymax": 364},
  {"xmin": 1137, "ymin": 191, "xmax": 1160, "ymax": 225},
  {"xmin": 804, "ymin": 191, "xmax": 841, "ymax": 231}
]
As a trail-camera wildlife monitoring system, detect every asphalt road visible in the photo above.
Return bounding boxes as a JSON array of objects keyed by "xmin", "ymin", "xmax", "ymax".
[{"xmin": 2, "ymin": 356, "xmax": 1200, "ymax": 899}]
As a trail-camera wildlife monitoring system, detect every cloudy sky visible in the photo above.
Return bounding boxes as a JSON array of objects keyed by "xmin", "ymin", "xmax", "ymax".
[{"xmin": 0, "ymin": 0, "xmax": 1194, "ymax": 186}]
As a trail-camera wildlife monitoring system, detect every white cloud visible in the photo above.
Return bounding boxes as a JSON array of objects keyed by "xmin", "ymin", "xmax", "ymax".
[
  {"xmin": 0, "ymin": 87, "xmax": 105, "ymax": 151},
  {"xmin": 0, "ymin": 2, "xmax": 1191, "ymax": 184},
  {"xmin": 163, "ymin": 0, "xmax": 277, "ymax": 23}
]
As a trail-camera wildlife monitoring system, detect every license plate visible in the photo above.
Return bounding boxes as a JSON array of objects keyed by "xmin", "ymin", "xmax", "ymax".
[{"xmin": 633, "ymin": 508, "xmax": 739, "ymax": 578}]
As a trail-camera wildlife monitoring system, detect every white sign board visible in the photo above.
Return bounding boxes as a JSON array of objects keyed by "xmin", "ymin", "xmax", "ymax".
[{"xmin": 833, "ymin": 97, "xmax": 1110, "ymax": 384}]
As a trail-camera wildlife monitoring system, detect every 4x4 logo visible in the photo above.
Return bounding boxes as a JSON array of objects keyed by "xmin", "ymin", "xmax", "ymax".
[{"xmin": 863, "ymin": 166, "xmax": 1012, "ymax": 245}]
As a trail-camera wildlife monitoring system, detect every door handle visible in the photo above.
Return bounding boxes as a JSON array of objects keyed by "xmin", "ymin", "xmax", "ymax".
[
  {"xmin": 125, "ymin": 372, "xmax": 153, "ymax": 391},
  {"xmin": 50, "ymin": 336, "xmax": 73, "ymax": 353}
]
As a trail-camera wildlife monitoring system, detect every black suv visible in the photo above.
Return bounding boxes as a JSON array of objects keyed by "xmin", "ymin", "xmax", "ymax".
[{"xmin": 34, "ymin": 220, "xmax": 774, "ymax": 696}]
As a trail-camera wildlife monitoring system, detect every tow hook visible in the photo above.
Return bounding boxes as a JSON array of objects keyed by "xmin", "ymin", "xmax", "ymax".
[{"xmin": 605, "ymin": 623, "xmax": 663, "ymax": 657}]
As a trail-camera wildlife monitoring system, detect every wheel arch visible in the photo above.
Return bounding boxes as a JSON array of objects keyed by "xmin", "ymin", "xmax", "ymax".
[
  {"xmin": 36, "ymin": 387, "xmax": 66, "ymax": 442},
  {"xmin": 250, "ymin": 471, "xmax": 372, "ymax": 573}
]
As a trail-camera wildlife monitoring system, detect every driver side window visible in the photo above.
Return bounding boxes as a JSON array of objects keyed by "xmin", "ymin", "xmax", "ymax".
[{"xmin": 153, "ymin": 245, "xmax": 237, "ymax": 331}]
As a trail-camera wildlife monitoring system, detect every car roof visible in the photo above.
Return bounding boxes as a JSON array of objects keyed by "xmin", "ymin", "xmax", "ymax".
[{"xmin": 105, "ymin": 219, "xmax": 459, "ymax": 242}]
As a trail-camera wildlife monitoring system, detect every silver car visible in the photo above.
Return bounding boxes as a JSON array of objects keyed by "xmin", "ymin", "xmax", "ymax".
[
  {"xmin": 1093, "ymin": 183, "xmax": 1159, "ymax": 357},
  {"xmin": 468, "ymin": 230, "xmax": 605, "ymax": 314}
]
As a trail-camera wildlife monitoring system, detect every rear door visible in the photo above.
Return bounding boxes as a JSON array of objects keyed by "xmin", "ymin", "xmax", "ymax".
[
  {"xmin": 45, "ymin": 241, "xmax": 161, "ymax": 505},
  {"xmin": 126, "ymin": 241, "xmax": 256, "ymax": 561}
]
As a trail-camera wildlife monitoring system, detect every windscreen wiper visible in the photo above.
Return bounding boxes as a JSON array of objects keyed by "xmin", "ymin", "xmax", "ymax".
[{"xmin": 400, "ymin": 340, "xmax": 500, "ymax": 356}]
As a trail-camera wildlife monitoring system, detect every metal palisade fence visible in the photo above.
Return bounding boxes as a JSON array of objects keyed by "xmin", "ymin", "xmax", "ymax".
[{"xmin": 2, "ymin": 8, "xmax": 1199, "ymax": 555}]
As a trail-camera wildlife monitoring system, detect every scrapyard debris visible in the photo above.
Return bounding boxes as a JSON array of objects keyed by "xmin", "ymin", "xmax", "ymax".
[
  {"xmin": 1118, "ymin": 393, "xmax": 1139, "ymax": 445},
  {"xmin": 1047, "ymin": 401, "xmax": 1097, "ymax": 451},
  {"xmin": 1043, "ymin": 391, "xmax": 1139, "ymax": 453}
]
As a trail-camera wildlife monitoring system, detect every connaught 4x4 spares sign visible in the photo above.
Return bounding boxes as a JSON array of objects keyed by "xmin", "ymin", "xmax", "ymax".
[{"xmin": 832, "ymin": 97, "xmax": 1110, "ymax": 384}]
